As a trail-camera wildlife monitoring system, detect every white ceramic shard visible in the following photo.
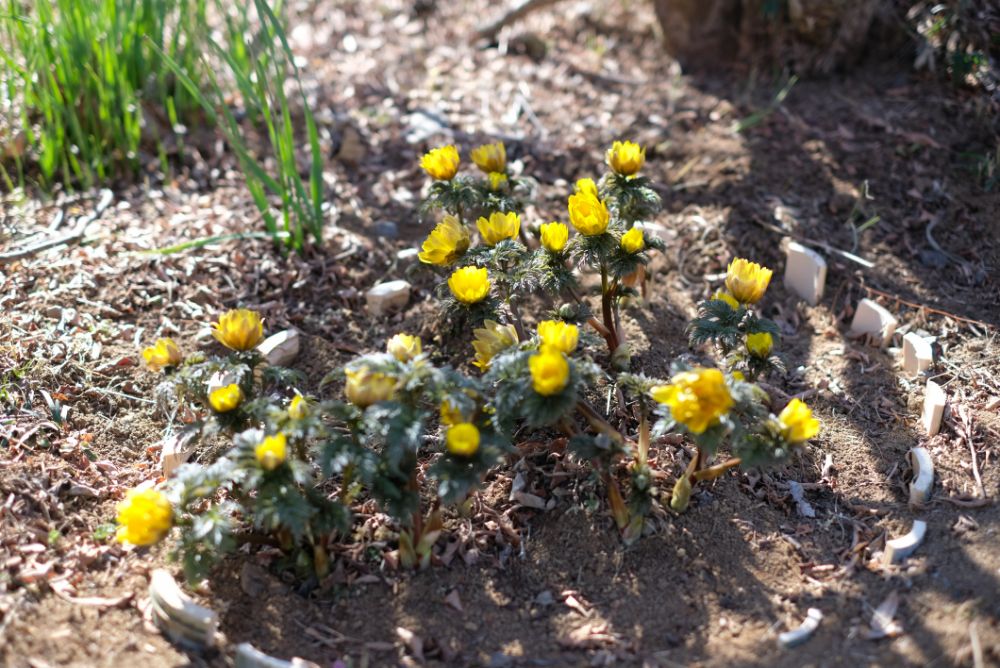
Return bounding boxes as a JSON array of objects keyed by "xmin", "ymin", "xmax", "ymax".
[
  {"xmin": 397, "ymin": 248, "xmax": 419, "ymax": 264},
  {"xmin": 637, "ymin": 221, "xmax": 670, "ymax": 241},
  {"xmin": 883, "ymin": 520, "xmax": 927, "ymax": 565},
  {"xmin": 784, "ymin": 241, "xmax": 827, "ymax": 306},
  {"xmin": 206, "ymin": 369, "xmax": 240, "ymax": 395},
  {"xmin": 922, "ymin": 380, "xmax": 946, "ymax": 436},
  {"xmin": 160, "ymin": 431, "xmax": 196, "ymax": 477},
  {"xmin": 908, "ymin": 447, "xmax": 934, "ymax": 506},
  {"xmin": 778, "ymin": 607, "xmax": 823, "ymax": 648},
  {"xmin": 148, "ymin": 569, "xmax": 218, "ymax": 648},
  {"xmin": 257, "ymin": 329, "xmax": 300, "ymax": 367},
  {"xmin": 901, "ymin": 332, "xmax": 933, "ymax": 375},
  {"xmin": 366, "ymin": 280, "xmax": 411, "ymax": 316},
  {"xmin": 849, "ymin": 298, "xmax": 898, "ymax": 346},
  {"xmin": 235, "ymin": 643, "xmax": 298, "ymax": 668}
]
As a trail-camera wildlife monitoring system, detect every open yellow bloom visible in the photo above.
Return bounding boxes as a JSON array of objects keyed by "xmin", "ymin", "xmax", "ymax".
[
  {"xmin": 606, "ymin": 140, "xmax": 645, "ymax": 176},
  {"xmin": 746, "ymin": 331, "xmax": 773, "ymax": 358},
  {"xmin": 539, "ymin": 222, "xmax": 569, "ymax": 253},
  {"xmin": 650, "ymin": 368, "xmax": 733, "ymax": 434},
  {"xmin": 142, "ymin": 338, "xmax": 182, "ymax": 371},
  {"xmin": 778, "ymin": 398, "xmax": 820, "ymax": 443},
  {"xmin": 116, "ymin": 488, "xmax": 172, "ymax": 546},
  {"xmin": 568, "ymin": 192, "xmax": 610, "ymax": 236},
  {"xmin": 288, "ymin": 394, "xmax": 310, "ymax": 419},
  {"xmin": 387, "ymin": 333, "xmax": 422, "ymax": 362},
  {"xmin": 471, "ymin": 141, "xmax": 506, "ymax": 174},
  {"xmin": 420, "ymin": 145, "xmax": 460, "ymax": 180},
  {"xmin": 477, "ymin": 211, "xmax": 520, "ymax": 246},
  {"xmin": 575, "ymin": 177, "xmax": 599, "ymax": 198},
  {"xmin": 440, "ymin": 398, "xmax": 465, "ymax": 426},
  {"xmin": 418, "ymin": 215, "xmax": 470, "ymax": 266},
  {"xmin": 537, "ymin": 320, "xmax": 578, "ymax": 354},
  {"xmin": 344, "ymin": 367, "xmax": 397, "ymax": 408},
  {"xmin": 472, "ymin": 319, "xmax": 519, "ymax": 371},
  {"xmin": 448, "ymin": 266, "xmax": 490, "ymax": 305},
  {"xmin": 620, "ymin": 227, "xmax": 645, "ymax": 253},
  {"xmin": 725, "ymin": 258, "xmax": 773, "ymax": 304},
  {"xmin": 255, "ymin": 433, "xmax": 287, "ymax": 471},
  {"xmin": 446, "ymin": 422, "xmax": 480, "ymax": 457},
  {"xmin": 209, "ymin": 383, "xmax": 242, "ymax": 413},
  {"xmin": 711, "ymin": 289, "xmax": 740, "ymax": 310},
  {"xmin": 212, "ymin": 309, "xmax": 264, "ymax": 351},
  {"xmin": 488, "ymin": 172, "xmax": 508, "ymax": 191},
  {"xmin": 529, "ymin": 349, "xmax": 570, "ymax": 396}
]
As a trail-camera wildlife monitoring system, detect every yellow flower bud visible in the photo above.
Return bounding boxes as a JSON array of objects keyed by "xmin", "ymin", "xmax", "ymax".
[
  {"xmin": 488, "ymin": 171, "xmax": 508, "ymax": 191},
  {"xmin": 476, "ymin": 211, "xmax": 520, "ymax": 246},
  {"xmin": 650, "ymin": 368, "xmax": 732, "ymax": 434},
  {"xmin": 539, "ymin": 222, "xmax": 569, "ymax": 253},
  {"xmin": 387, "ymin": 333, "xmax": 422, "ymax": 362},
  {"xmin": 732, "ymin": 371, "xmax": 746, "ymax": 382},
  {"xmin": 448, "ymin": 266, "xmax": 490, "ymax": 305},
  {"xmin": 344, "ymin": 367, "xmax": 397, "ymax": 408},
  {"xmin": 620, "ymin": 227, "xmax": 645, "ymax": 253},
  {"xmin": 777, "ymin": 398, "xmax": 820, "ymax": 443},
  {"xmin": 255, "ymin": 433, "xmax": 287, "ymax": 471},
  {"xmin": 710, "ymin": 289, "xmax": 740, "ymax": 310},
  {"xmin": 606, "ymin": 140, "xmax": 645, "ymax": 176},
  {"xmin": 471, "ymin": 319, "xmax": 519, "ymax": 371},
  {"xmin": 567, "ymin": 191, "xmax": 610, "ymax": 236},
  {"xmin": 725, "ymin": 258, "xmax": 773, "ymax": 304},
  {"xmin": 209, "ymin": 383, "xmax": 242, "ymax": 413},
  {"xmin": 420, "ymin": 145, "xmax": 460, "ymax": 180},
  {"xmin": 529, "ymin": 349, "xmax": 570, "ymax": 396},
  {"xmin": 115, "ymin": 488, "xmax": 172, "ymax": 546},
  {"xmin": 746, "ymin": 331, "xmax": 773, "ymax": 358},
  {"xmin": 212, "ymin": 309, "xmax": 265, "ymax": 351},
  {"xmin": 440, "ymin": 398, "xmax": 465, "ymax": 426},
  {"xmin": 142, "ymin": 338, "xmax": 182, "ymax": 371},
  {"xmin": 537, "ymin": 320, "xmax": 579, "ymax": 354},
  {"xmin": 288, "ymin": 394, "xmax": 310, "ymax": 419},
  {"xmin": 470, "ymin": 141, "xmax": 506, "ymax": 174},
  {"xmin": 575, "ymin": 177, "xmax": 599, "ymax": 198},
  {"xmin": 446, "ymin": 422, "xmax": 480, "ymax": 457},
  {"xmin": 418, "ymin": 215, "xmax": 470, "ymax": 266}
]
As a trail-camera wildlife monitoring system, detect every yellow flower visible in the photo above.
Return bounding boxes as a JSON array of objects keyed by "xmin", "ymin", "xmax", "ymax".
[
  {"xmin": 387, "ymin": 333, "xmax": 422, "ymax": 361},
  {"xmin": 606, "ymin": 140, "xmax": 645, "ymax": 176},
  {"xmin": 440, "ymin": 398, "xmax": 465, "ymax": 426},
  {"xmin": 746, "ymin": 331, "xmax": 773, "ymax": 358},
  {"xmin": 446, "ymin": 422, "xmax": 480, "ymax": 457},
  {"xmin": 344, "ymin": 367, "xmax": 397, "ymax": 408},
  {"xmin": 418, "ymin": 215, "xmax": 470, "ymax": 266},
  {"xmin": 448, "ymin": 266, "xmax": 490, "ymax": 305},
  {"xmin": 575, "ymin": 177, "xmax": 599, "ymax": 198},
  {"xmin": 472, "ymin": 319, "xmax": 519, "ymax": 370},
  {"xmin": 620, "ymin": 227, "xmax": 645, "ymax": 253},
  {"xmin": 255, "ymin": 433, "xmax": 287, "ymax": 471},
  {"xmin": 471, "ymin": 141, "xmax": 506, "ymax": 174},
  {"xmin": 711, "ymin": 289, "xmax": 740, "ymax": 310},
  {"xmin": 476, "ymin": 211, "xmax": 520, "ymax": 246},
  {"xmin": 778, "ymin": 398, "xmax": 820, "ymax": 443},
  {"xmin": 537, "ymin": 320, "xmax": 578, "ymax": 354},
  {"xmin": 115, "ymin": 488, "xmax": 172, "ymax": 546},
  {"xmin": 488, "ymin": 171, "xmax": 508, "ymax": 191},
  {"xmin": 539, "ymin": 222, "xmax": 569, "ymax": 253},
  {"xmin": 288, "ymin": 394, "xmax": 310, "ymax": 419},
  {"xmin": 212, "ymin": 309, "xmax": 264, "ymax": 351},
  {"xmin": 650, "ymin": 368, "xmax": 733, "ymax": 435},
  {"xmin": 568, "ymin": 191, "xmax": 610, "ymax": 236},
  {"xmin": 725, "ymin": 258, "xmax": 773, "ymax": 304},
  {"xmin": 732, "ymin": 371, "xmax": 746, "ymax": 382},
  {"xmin": 209, "ymin": 384, "xmax": 242, "ymax": 413},
  {"xmin": 142, "ymin": 338, "xmax": 182, "ymax": 371},
  {"xmin": 529, "ymin": 349, "xmax": 570, "ymax": 396},
  {"xmin": 420, "ymin": 144, "xmax": 460, "ymax": 180}
]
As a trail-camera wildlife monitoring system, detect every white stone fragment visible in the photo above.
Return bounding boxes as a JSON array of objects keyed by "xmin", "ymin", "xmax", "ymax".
[
  {"xmin": 783, "ymin": 241, "xmax": 827, "ymax": 306},
  {"xmin": 397, "ymin": 248, "xmax": 419, "ymax": 264},
  {"xmin": 637, "ymin": 221, "xmax": 670, "ymax": 241},
  {"xmin": 908, "ymin": 447, "xmax": 934, "ymax": 506},
  {"xmin": 366, "ymin": 280, "xmax": 411, "ymax": 316},
  {"xmin": 235, "ymin": 643, "xmax": 322, "ymax": 668},
  {"xmin": 206, "ymin": 369, "xmax": 240, "ymax": 394},
  {"xmin": 160, "ymin": 431, "xmax": 195, "ymax": 477},
  {"xmin": 778, "ymin": 608, "xmax": 823, "ymax": 648},
  {"xmin": 922, "ymin": 380, "xmax": 946, "ymax": 436},
  {"xmin": 901, "ymin": 332, "xmax": 933, "ymax": 375},
  {"xmin": 148, "ymin": 569, "xmax": 218, "ymax": 648},
  {"xmin": 849, "ymin": 298, "xmax": 898, "ymax": 346},
  {"xmin": 257, "ymin": 329, "xmax": 300, "ymax": 367},
  {"xmin": 882, "ymin": 520, "xmax": 927, "ymax": 565}
]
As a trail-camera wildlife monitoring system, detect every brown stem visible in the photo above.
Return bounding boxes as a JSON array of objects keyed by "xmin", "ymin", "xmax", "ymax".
[
  {"xmin": 508, "ymin": 298, "xmax": 527, "ymax": 341},
  {"xmin": 407, "ymin": 468, "xmax": 423, "ymax": 539},
  {"xmin": 637, "ymin": 412, "xmax": 650, "ymax": 468},
  {"xmin": 600, "ymin": 264, "xmax": 620, "ymax": 351},
  {"xmin": 576, "ymin": 400, "xmax": 624, "ymax": 444},
  {"xmin": 692, "ymin": 457, "xmax": 742, "ymax": 482}
]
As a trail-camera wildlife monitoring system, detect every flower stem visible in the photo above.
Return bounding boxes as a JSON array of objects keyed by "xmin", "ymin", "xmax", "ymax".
[
  {"xmin": 600, "ymin": 264, "xmax": 620, "ymax": 352},
  {"xmin": 576, "ymin": 399, "xmax": 624, "ymax": 444},
  {"xmin": 691, "ymin": 457, "xmax": 742, "ymax": 482}
]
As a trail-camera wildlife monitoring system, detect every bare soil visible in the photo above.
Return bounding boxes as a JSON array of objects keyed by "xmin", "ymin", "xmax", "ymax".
[{"xmin": 2, "ymin": 1, "xmax": 999, "ymax": 667}]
